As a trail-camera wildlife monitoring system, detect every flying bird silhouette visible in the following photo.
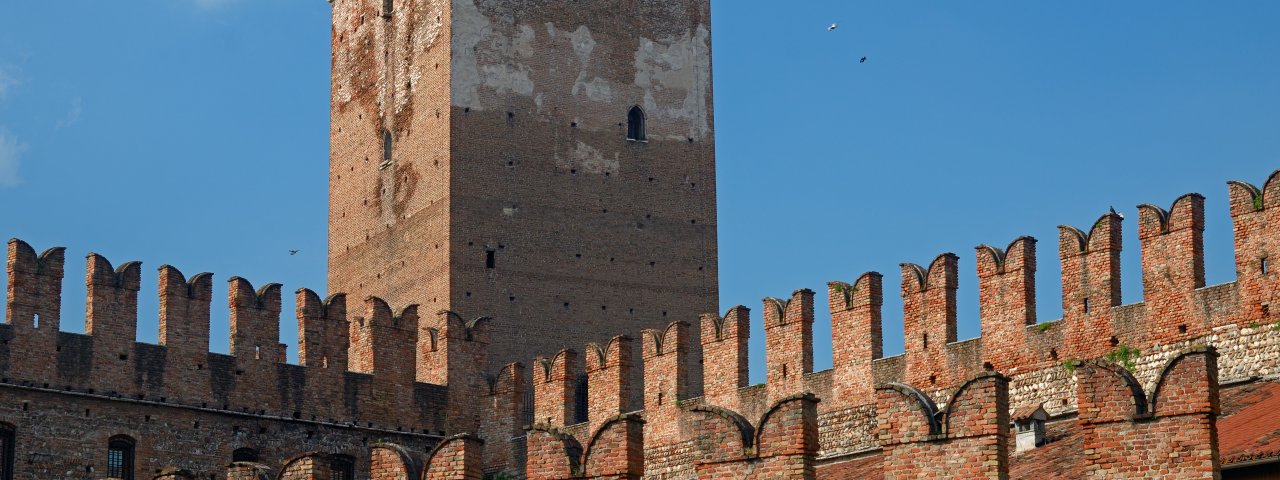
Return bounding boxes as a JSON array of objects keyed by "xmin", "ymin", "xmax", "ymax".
[
  {"xmin": 828, "ymin": 23, "xmax": 838, "ymax": 32},
  {"xmin": 289, "ymin": 250, "xmax": 300, "ymax": 256},
  {"xmin": 860, "ymin": 56, "xmax": 867, "ymax": 63}
]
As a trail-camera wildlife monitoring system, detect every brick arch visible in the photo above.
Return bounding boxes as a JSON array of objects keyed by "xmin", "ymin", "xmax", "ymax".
[
  {"xmin": 226, "ymin": 462, "xmax": 274, "ymax": 480},
  {"xmin": 277, "ymin": 452, "xmax": 330, "ymax": 480},
  {"xmin": 689, "ymin": 404, "xmax": 754, "ymax": 453},
  {"xmin": 876, "ymin": 382, "xmax": 942, "ymax": 439},
  {"xmin": 152, "ymin": 467, "xmax": 196, "ymax": 480},
  {"xmin": 939, "ymin": 371, "xmax": 1011, "ymax": 437},
  {"xmin": 579, "ymin": 414, "xmax": 643, "ymax": 475},
  {"xmin": 524, "ymin": 425, "xmax": 583, "ymax": 478},
  {"xmin": 1147, "ymin": 345, "xmax": 1219, "ymax": 416},
  {"xmin": 753, "ymin": 393, "xmax": 819, "ymax": 456},
  {"xmin": 370, "ymin": 443, "xmax": 422, "ymax": 480},
  {"xmin": 422, "ymin": 434, "xmax": 484, "ymax": 479},
  {"xmin": 1077, "ymin": 358, "xmax": 1150, "ymax": 420}
]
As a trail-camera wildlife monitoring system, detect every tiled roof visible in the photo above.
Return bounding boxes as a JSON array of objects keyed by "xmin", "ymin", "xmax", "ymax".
[
  {"xmin": 1009, "ymin": 416, "xmax": 1085, "ymax": 479},
  {"xmin": 1218, "ymin": 380, "xmax": 1280, "ymax": 466}
]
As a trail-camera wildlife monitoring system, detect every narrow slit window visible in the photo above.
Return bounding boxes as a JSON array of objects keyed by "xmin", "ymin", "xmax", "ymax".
[
  {"xmin": 486, "ymin": 250, "xmax": 496, "ymax": 269},
  {"xmin": 382, "ymin": 0, "xmax": 393, "ymax": 18},
  {"xmin": 627, "ymin": 106, "xmax": 646, "ymax": 141},
  {"xmin": 922, "ymin": 333, "xmax": 929, "ymax": 350},
  {"xmin": 383, "ymin": 130, "xmax": 393, "ymax": 163},
  {"xmin": 1262, "ymin": 257, "xmax": 1269, "ymax": 274},
  {"xmin": 107, "ymin": 435, "xmax": 135, "ymax": 480},
  {"xmin": 1083, "ymin": 298, "xmax": 1091, "ymax": 314},
  {"xmin": 31, "ymin": 313, "xmax": 38, "ymax": 330}
]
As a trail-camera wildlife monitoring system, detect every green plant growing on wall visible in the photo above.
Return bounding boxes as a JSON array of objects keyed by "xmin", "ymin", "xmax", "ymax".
[
  {"xmin": 1105, "ymin": 345, "xmax": 1141, "ymax": 371},
  {"xmin": 1036, "ymin": 322, "xmax": 1054, "ymax": 332},
  {"xmin": 830, "ymin": 282, "xmax": 856, "ymax": 309},
  {"xmin": 1255, "ymin": 194, "xmax": 1265, "ymax": 211},
  {"xmin": 484, "ymin": 473, "xmax": 516, "ymax": 480},
  {"xmin": 1250, "ymin": 321, "xmax": 1261, "ymax": 329},
  {"xmin": 1062, "ymin": 359, "xmax": 1079, "ymax": 374}
]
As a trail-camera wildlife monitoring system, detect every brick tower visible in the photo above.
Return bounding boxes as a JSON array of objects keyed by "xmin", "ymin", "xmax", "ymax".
[{"xmin": 326, "ymin": 0, "xmax": 718, "ymax": 382}]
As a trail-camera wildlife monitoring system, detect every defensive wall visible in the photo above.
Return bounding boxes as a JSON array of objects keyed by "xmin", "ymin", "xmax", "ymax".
[
  {"xmin": 486, "ymin": 168, "xmax": 1280, "ymax": 479},
  {"xmin": 1, "ymin": 239, "xmax": 503, "ymax": 475},
  {"xmin": 4, "ymin": 169, "xmax": 1280, "ymax": 479}
]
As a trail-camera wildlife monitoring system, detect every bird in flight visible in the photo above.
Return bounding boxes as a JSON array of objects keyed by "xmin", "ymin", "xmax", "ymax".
[
  {"xmin": 289, "ymin": 250, "xmax": 300, "ymax": 256},
  {"xmin": 828, "ymin": 23, "xmax": 838, "ymax": 32},
  {"xmin": 860, "ymin": 56, "xmax": 867, "ymax": 63}
]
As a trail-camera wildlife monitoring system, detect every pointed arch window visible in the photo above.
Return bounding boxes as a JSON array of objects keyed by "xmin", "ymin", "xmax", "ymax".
[
  {"xmin": 107, "ymin": 435, "xmax": 135, "ymax": 480},
  {"xmin": 627, "ymin": 106, "xmax": 646, "ymax": 142}
]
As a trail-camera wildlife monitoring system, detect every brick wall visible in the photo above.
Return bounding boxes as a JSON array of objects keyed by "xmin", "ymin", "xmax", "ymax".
[
  {"xmin": 1076, "ymin": 346, "xmax": 1220, "ymax": 478},
  {"xmin": 876, "ymin": 373, "xmax": 1009, "ymax": 479}
]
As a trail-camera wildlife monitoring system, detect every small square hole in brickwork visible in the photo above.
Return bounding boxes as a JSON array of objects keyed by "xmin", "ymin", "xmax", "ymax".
[
  {"xmin": 118, "ymin": 354, "xmax": 128, "ymax": 361},
  {"xmin": 563, "ymin": 302, "xmax": 571, "ymax": 310},
  {"xmin": 1109, "ymin": 336, "xmax": 1119, "ymax": 347},
  {"xmin": 1050, "ymin": 349, "xmax": 1058, "ymax": 360},
  {"xmin": 1179, "ymin": 325, "xmax": 1188, "ymax": 334},
  {"xmin": 929, "ymin": 375, "xmax": 937, "ymax": 385}
]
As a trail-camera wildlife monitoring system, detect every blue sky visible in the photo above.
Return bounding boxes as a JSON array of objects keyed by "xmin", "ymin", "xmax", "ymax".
[{"xmin": 1, "ymin": 1, "xmax": 1277, "ymax": 384}]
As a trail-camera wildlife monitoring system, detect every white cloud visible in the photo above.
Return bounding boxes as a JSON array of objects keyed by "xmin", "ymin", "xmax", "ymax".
[
  {"xmin": 0, "ymin": 130, "xmax": 24, "ymax": 188},
  {"xmin": 56, "ymin": 97, "xmax": 82, "ymax": 129}
]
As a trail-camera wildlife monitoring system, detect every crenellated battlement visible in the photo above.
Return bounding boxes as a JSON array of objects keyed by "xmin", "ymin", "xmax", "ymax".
[
  {"xmin": 504, "ymin": 169, "xmax": 1280, "ymax": 478},
  {"xmin": 0, "ymin": 240, "xmax": 497, "ymax": 436}
]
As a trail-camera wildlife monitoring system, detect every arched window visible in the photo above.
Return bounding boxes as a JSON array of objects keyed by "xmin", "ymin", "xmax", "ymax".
[
  {"xmin": 0, "ymin": 423, "xmax": 14, "ymax": 480},
  {"xmin": 107, "ymin": 435, "xmax": 135, "ymax": 480},
  {"xmin": 627, "ymin": 106, "xmax": 646, "ymax": 142},
  {"xmin": 232, "ymin": 447, "xmax": 259, "ymax": 462},
  {"xmin": 330, "ymin": 455, "xmax": 356, "ymax": 480},
  {"xmin": 383, "ymin": 130, "xmax": 393, "ymax": 163}
]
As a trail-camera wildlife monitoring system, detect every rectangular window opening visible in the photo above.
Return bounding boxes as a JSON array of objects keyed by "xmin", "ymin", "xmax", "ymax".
[
  {"xmin": 0, "ymin": 426, "xmax": 13, "ymax": 480},
  {"xmin": 486, "ymin": 250, "xmax": 496, "ymax": 269}
]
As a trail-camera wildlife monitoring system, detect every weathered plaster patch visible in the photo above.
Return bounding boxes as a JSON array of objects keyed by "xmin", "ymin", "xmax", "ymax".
[
  {"xmin": 451, "ymin": 0, "xmax": 491, "ymax": 110},
  {"xmin": 555, "ymin": 141, "xmax": 619, "ymax": 176},
  {"xmin": 573, "ymin": 73, "xmax": 614, "ymax": 102},
  {"xmin": 634, "ymin": 25, "xmax": 713, "ymax": 139},
  {"xmin": 452, "ymin": 0, "xmax": 539, "ymax": 110},
  {"xmin": 569, "ymin": 26, "xmax": 596, "ymax": 63},
  {"xmin": 482, "ymin": 63, "xmax": 535, "ymax": 97}
]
